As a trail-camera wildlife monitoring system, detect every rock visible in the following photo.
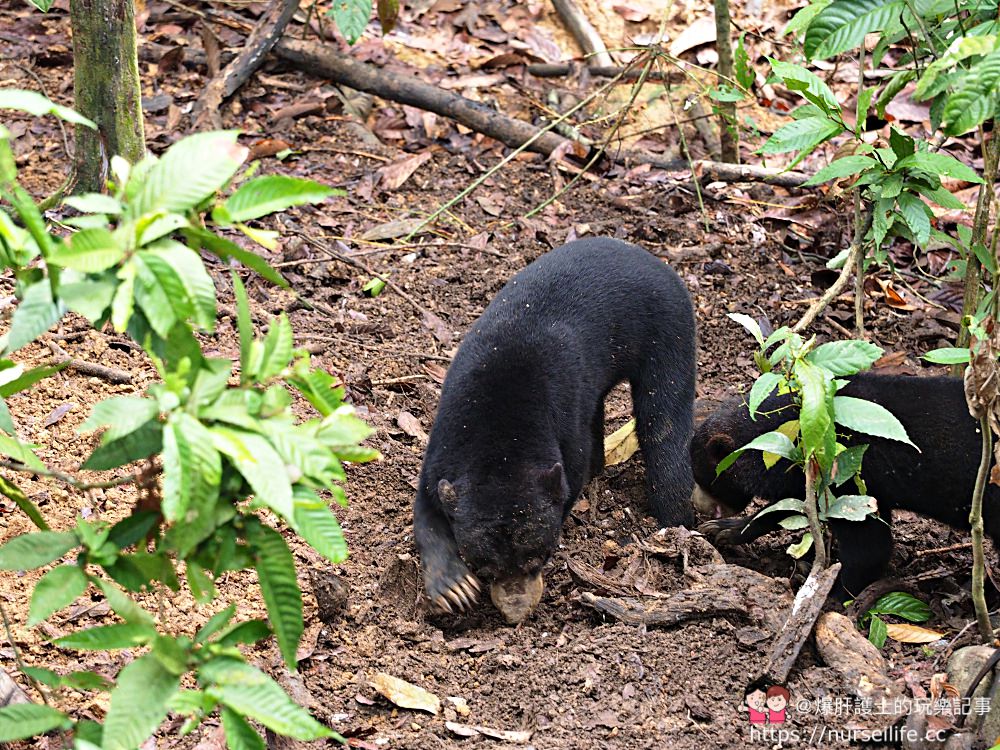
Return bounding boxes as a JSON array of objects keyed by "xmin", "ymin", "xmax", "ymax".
[
  {"xmin": 310, "ymin": 568, "xmax": 349, "ymax": 624},
  {"xmin": 945, "ymin": 645, "xmax": 1000, "ymax": 747},
  {"xmin": 490, "ymin": 573, "xmax": 544, "ymax": 624}
]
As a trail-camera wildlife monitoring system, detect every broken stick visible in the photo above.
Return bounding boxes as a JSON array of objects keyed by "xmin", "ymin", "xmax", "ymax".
[{"xmin": 550, "ymin": 0, "xmax": 614, "ymax": 69}]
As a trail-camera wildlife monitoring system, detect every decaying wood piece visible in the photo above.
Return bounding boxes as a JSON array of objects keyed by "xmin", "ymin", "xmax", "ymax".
[
  {"xmin": 274, "ymin": 39, "xmax": 813, "ymax": 187},
  {"xmin": 579, "ymin": 589, "xmax": 749, "ymax": 626},
  {"xmin": 525, "ymin": 62, "xmax": 680, "ymax": 82},
  {"xmin": 194, "ymin": 0, "xmax": 300, "ymax": 129},
  {"xmin": 762, "ymin": 562, "xmax": 841, "ymax": 684},
  {"xmin": 550, "ymin": 0, "xmax": 614, "ymax": 68},
  {"xmin": 0, "ymin": 668, "xmax": 30, "ymax": 707}
]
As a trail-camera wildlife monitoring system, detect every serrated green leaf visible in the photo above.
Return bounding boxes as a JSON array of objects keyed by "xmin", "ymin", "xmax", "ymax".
[
  {"xmin": 82, "ymin": 420, "xmax": 163, "ymax": 471},
  {"xmin": 914, "ymin": 34, "xmax": 998, "ymax": 100},
  {"xmin": 316, "ymin": 404, "xmax": 374, "ymax": 449},
  {"xmin": 222, "ymin": 706, "xmax": 267, "ymax": 750},
  {"xmin": 805, "ymin": 0, "xmax": 905, "ymax": 60},
  {"xmin": 129, "ymin": 131, "xmax": 247, "ymax": 219},
  {"xmin": 784, "ymin": 0, "xmax": 833, "ymax": 36},
  {"xmin": 941, "ymin": 49, "xmax": 1000, "ymax": 135},
  {"xmin": 222, "ymin": 176, "xmax": 337, "ymax": 224},
  {"xmin": 804, "ymin": 155, "xmax": 878, "ymax": 186},
  {"xmin": 104, "ymin": 652, "xmax": 180, "ymax": 750},
  {"xmin": 134, "ymin": 251, "xmax": 187, "ymax": 337},
  {"xmin": 0, "ymin": 89, "xmax": 94, "ymax": 127},
  {"xmin": 292, "ymin": 487, "xmax": 347, "ymax": 564},
  {"xmin": 5, "ymin": 281, "xmax": 65, "ymax": 354},
  {"xmin": 199, "ymin": 658, "xmax": 336, "ymax": 740},
  {"xmin": 834, "ymin": 395, "xmax": 917, "ymax": 447},
  {"xmin": 748, "ymin": 372, "xmax": 783, "ymax": 419},
  {"xmin": 49, "ymin": 228, "xmax": 124, "ymax": 272},
  {"xmin": 211, "ymin": 427, "xmax": 293, "ymax": 520},
  {"xmin": 328, "ymin": 0, "xmax": 371, "ymax": 44},
  {"xmin": 0, "ymin": 703, "xmax": 71, "ymax": 741},
  {"xmin": 897, "ymin": 192, "xmax": 932, "ymax": 245},
  {"xmin": 80, "ymin": 396, "xmax": 159, "ymax": 442},
  {"xmin": 287, "ymin": 367, "xmax": 345, "ymax": 417},
  {"xmin": 53, "ymin": 622, "xmax": 157, "ymax": 650},
  {"xmin": 806, "ymin": 340, "xmax": 883, "ymax": 376},
  {"xmin": 913, "ymin": 183, "xmax": 968, "ymax": 210},
  {"xmin": 29, "ymin": 564, "xmax": 87, "ymax": 625},
  {"xmin": 246, "ymin": 523, "xmax": 302, "ymax": 668},
  {"xmin": 758, "ymin": 116, "xmax": 843, "ymax": 157},
  {"xmin": 922, "ymin": 346, "xmax": 970, "ymax": 364},
  {"xmin": 0, "ymin": 530, "xmax": 77, "ymax": 570}
]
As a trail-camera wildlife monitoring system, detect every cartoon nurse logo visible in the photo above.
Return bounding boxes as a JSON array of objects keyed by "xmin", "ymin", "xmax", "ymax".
[{"xmin": 743, "ymin": 679, "xmax": 790, "ymax": 725}]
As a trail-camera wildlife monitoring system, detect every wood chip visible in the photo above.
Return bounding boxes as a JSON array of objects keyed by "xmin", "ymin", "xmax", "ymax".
[{"xmin": 368, "ymin": 673, "xmax": 440, "ymax": 715}]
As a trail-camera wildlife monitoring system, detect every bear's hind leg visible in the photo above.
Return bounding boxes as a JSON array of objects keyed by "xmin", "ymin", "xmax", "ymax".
[
  {"xmin": 831, "ymin": 515, "xmax": 892, "ymax": 599},
  {"xmin": 632, "ymin": 356, "xmax": 695, "ymax": 528},
  {"xmin": 589, "ymin": 401, "xmax": 605, "ymax": 481}
]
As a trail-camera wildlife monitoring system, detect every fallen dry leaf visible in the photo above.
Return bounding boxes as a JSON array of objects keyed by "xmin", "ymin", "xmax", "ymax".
[
  {"xmin": 422, "ymin": 362, "xmax": 448, "ymax": 383},
  {"xmin": 377, "ymin": 152, "xmax": 432, "ymax": 190},
  {"xmin": 397, "ymin": 410, "xmax": 428, "ymax": 443},
  {"xmin": 421, "ymin": 310, "xmax": 452, "ymax": 345},
  {"xmin": 361, "ymin": 218, "xmax": 428, "ymax": 242},
  {"xmin": 604, "ymin": 419, "xmax": 639, "ymax": 467},
  {"xmin": 874, "ymin": 278, "xmax": 917, "ymax": 311},
  {"xmin": 885, "ymin": 623, "xmax": 945, "ymax": 644},
  {"xmin": 445, "ymin": 722, "xmax": 533, "ymax": 743},
  {"xmin": 43, "ymin": 402, "xmax": 75, "ymax": 427},
  {"xmin": 613, "ymin": 2, "xmax": 649, "ymax": 21},
  {"xmin": 368, "ymin": 673, "xmax": 440, "ymax": 714},
  {"xmin": 669, "ymin": 15, "xmax": 716, "ymax": 56}
]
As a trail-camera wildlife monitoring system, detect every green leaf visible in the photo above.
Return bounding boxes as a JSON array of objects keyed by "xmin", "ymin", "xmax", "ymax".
[
  {"xmin": 211, "ymin": 427, "xmax": 293, "ymax": 520},
  {"xmin": 787, "ymin": 532, "xmax": 814, "ymax": 559},
  {"xmin": 822, "ymin": 493, "xmax": 877, "ymax": 521},
  {"xmin": 896, "ymin": 151, "xmax": 983, "ymax": 184},
  {"xmin": 199, "ymin": 658, "xmax": 336, "ymax": 740},
  {"xmin": 108, "ymin": 511, "xmax": 160, "ymax": 549},
  {"xmin": 769, "ymin": 59, "xmax": 841, "ymax": 115},
  {"xmin": 941, "ymin": 50, "xmax": 1000, "ymax": 135},
  {"xmin": 758, "ymin": 116, "xmax": 842, "ymax": 158},
  {"xmin": 0, "ymin": 398, "xmax": 13, "ymax": 434},
  {"xmin": 63, "ymin": 193, "xmax": 123, "ymax": 215},
  {"xmin": 805, "ymin": 0, "xmax": 905, "ymax": 60},
  {"xmin": 796, "ymin": 360, "xmax": 836, "ymax": 466},
  {"xmin": 111, "ymin": 261, "xmax": 137, "ymax": 332},
  {"xmin": 868, "ymin": 591, "xmax": 932, "ymax": 622},
  {"xmin": 753, "ymin": 497, "xmax": 807, "ymax": 518},
  {"xmin": 0, "ymin": 530, "xmax": 77, "ymax": 570},
  {"xmin": 104, "ymin": 653, "xmax": 181, "ymax": 750},
  {"xmin": 216, "ymin": 619, "xmax": 271, "ymax": 647},
  {"xmin": 5, "ymin": 281, "xmax": 66, "ymax": 354},
  {"xmin": 0, "ymin": 362, "xmax": 68, "ymax": 399},
  {"xmin": 292, "ymin": 487, "xmax": 347, "ymax": 564},
  {"xmin": 922, "ymin": 346, "xmax": 970, "ymax": 364},
  {"xmin": 162, "ymin": 413, "xmax": 221, "ymax": 557},
  {"xmin": 0, "ymin": 475, "xmax": 47, "ymax": 530},
  {"xmin": 129, "ymin": 131, "xmax": 247, "ymax": 218},
  {"xmin": 804, "ymin": 155, "xmax": 878, "ymax": 186},
  {"xmin": 80, "ymin": 396, "xmax": 159, "ymax": 442},
  {"xmin": 0, "ymin": 432, "xmax": 44, "ymax": 470},
  {"xmin": 832, "ymin": 444, "xmax": 867, "ymax": 485},
  {"xmin": 49, "ymin": 228, "xmax": 124, "ymax": 272},
  {"xmin": 232, "ymin": 271, "xmax": 254, "ymax": 385},
  {"xmin": 328, "ymin": 0, "xmax": 371, "ymax": 44},
  {"xmin": 834, "ymin": 395, "xmax": 918, "ymax": 448},
  {"xmin": 0, "ymin": 89, "xmax": 94, "ymax": 128},
  {"xmin": 0, "ymin": 704, "xmax": 71, "ymax": 741},
  {"xmin": 83, "ymin": 420, "xmax": 163, "ymax": 470},
  {"xmin": 806, "ymin": 340, "xmax": 883, "ymax": 376},
  {"xmin": 897, "ymin": 192, "xmax": 932, "ymax": 246},
  {"xmin": 784, "ymin": 0, "xmax": 833, "ymax": 36},
  {"xmin": 145, "ymin": 240, "xmax": 217, "ymax": 331},
  {"xmin": 222, "ymin": 706, "xmax": 267, "ymax": 750},
  {"xmin": 868, "ymin": 614, "xmax": 888, "ymax": 647},
  {"xmin": 716, "ymin": 429, "xmax": 800, "ymax": 476},
  {"xmin": 196, "ymin": 604, "xmax": 237, "ymax": 644},
  {"xmin": 914, "ymin": 183, "xmax": 967, "ymax": 210},
  {"xmin": 727, "ymin": 313, "xmax": 764, "ymax": 344},
  {"xmin": 247, "ymin": 523, "xmax": 302, "ymax": 668},
  {"xmin": 287, "ymin": 367, "xmax": 344, "ymax": 417},
  {"xmin": 54, "ymin": 622, "xmax": 157, "ymax": 650},
  {"xmin": 188, "ymin": 228, "xmax": 287, "ymax": 288},
  {"xmin": 29, "ymin": 564, "xmax": 88, "ymax": 625},
  {"xmin": 376, "ymin": 0, "xmax": 399, "ymax": 33},
  {"xmin": 222, "ymin": 176, "xmax": 337, "ymax": 224},
  {"xmin": 748, "ymin": 372, "xmax": 783, "ymax": 419},
  {"xmin": 914, "ymin": 35, "xmax": 997, "ymax": 100},
  {"xmin": 257, "ymin": 314, "xmax": 293, "ymax": 382},
  {"xmin": 134, "ymin": 251, "xmax": 187, "ymax": 337},
  {"xmin": 94, "ymin": 578, "xmax": 156, "ymax": 625},
  {"xmin": 876, "ymin": 70, "xmax": 916, "ymax": 117},
  {"xmin": 59, "ymin": 277, "xmax": 114, "ymax": 324}
]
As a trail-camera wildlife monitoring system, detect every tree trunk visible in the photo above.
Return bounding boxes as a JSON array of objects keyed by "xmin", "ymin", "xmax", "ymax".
[
  {"xmin": 713, "ymin": 0, "xmax": 739, "ymax": 163},
  {"xmin": 70, "ymin": 0, "xmax": 145, "ymax": 192}
]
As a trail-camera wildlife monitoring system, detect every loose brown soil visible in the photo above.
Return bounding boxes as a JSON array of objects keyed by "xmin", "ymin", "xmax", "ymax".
[{"xmin": 0, "ymin": 4, "xmax": 990, "ymax": 748}]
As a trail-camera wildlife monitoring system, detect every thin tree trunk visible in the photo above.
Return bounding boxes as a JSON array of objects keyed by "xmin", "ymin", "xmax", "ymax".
[
  {"xmin": 970, "ymin": 415, "xmax": 993, "ymax": 643},
  {"xmin": 70, "ymin": 0, "xmax": 145, "ymax": 192},
  {"xmin": 713, "ymin": 0, "xmax": 738, "ymax": 163}
]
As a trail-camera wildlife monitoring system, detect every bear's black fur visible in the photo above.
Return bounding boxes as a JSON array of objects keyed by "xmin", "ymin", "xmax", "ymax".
[
  {"xmin": 414, "ymin": 237, "xmax": 697, "ymax": 612},
  {"xmin": 691, "ymin": 373, "xmax": 998, "ymax": 596}
]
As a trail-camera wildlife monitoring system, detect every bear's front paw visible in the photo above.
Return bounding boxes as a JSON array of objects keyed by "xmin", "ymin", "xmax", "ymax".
[
  {"xmin": 697, "ymin": 518, "xmax": 746, "ymax": 546},
  {"xmin": 423, "ymin": 553, "xmax": 482, "ymax": 614}
]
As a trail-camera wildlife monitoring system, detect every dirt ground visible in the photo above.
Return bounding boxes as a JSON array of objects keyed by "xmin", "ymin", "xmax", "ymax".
[{"xmin": 0, "ymin": 2, "xmax": 993, "ymax": 748}]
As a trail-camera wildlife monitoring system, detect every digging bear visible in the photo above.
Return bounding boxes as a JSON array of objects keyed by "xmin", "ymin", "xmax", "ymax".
[
  {"xmin": 413, "ymin": 237, "xmax": 697, "ymax": 621},
  {"xmin": 691, "ymin": 373, "xmax": 999, "ymax": 596}
]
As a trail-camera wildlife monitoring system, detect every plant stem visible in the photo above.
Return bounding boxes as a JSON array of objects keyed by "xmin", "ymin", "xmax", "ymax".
[
  {"xmin": 970, "ymin": 415, "xmax": 993, "ymax": 643},
  {"xmin": 713, "ymin": 0, "xmax": 739, "ymax": 163},
  {"xmin": 0, "ymin": 460, "xmax": 138, "ymax": 491},
  {"xmin": 803, "ymin": 459, "xmax": 828, "ymax": 573},
  {"xmin": 854, "ymin": 44, "xmax": 867, "ymax": 337}
]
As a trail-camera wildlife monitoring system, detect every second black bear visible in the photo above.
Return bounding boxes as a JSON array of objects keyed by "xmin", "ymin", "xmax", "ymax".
[
  {"xmin": 414, "ymin": 238, "xmax": 697, "ymax": 617},
  {"xmin": 691, "ymin": 373, "xmax": 999, "ymax": 595}
]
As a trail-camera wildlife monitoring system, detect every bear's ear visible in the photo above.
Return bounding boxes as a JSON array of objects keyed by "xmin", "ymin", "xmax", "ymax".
[
  {"xmin": 707, "ymin": 433, "xmax": 736, "ymax": 463},
  {"xmin": 438, "ymin": 479, "xmax": 459, "ymax": 510},
  {"xmin": 540, "ymin": 462, "xmax": 564, "ymax": 499}
]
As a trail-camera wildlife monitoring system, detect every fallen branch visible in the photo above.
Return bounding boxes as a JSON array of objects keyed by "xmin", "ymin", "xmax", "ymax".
[
  {"xmin": 47, "ymin": 342, "xmax": 133, "ymax": 384},
  {"xmin": 274, "ymin": 39, "xmax": 813, "ymax": 188},
  {"xmin": 525, "ymin": 62, "xmax": 680, "ymax": 82},
  {"xmin": 762, "ymin": 562, "xmax": 840, "ymax": 684},
  {"xmin": 550, "ymin": 0, "xmax": 614, "ymax": 68},
  {"xmin": 194, "ymin": 0, "xmax": 300, "ymax": 129},
  {"xmin": 793, "ymin": 212, "xmax": 874, "ymax": 332},
  {"xmin": 579, "ymin": 589, "xmax": 749, "ymax": 626}
]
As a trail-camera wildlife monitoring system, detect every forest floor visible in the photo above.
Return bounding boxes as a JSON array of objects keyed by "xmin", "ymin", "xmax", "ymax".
[{"xmin": 0, "ymin": 0, "xmax": 993, "ymax": 747}]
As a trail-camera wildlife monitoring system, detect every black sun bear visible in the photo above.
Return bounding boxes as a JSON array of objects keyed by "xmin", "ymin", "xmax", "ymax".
[
  {"xmin": 413, "ymin": 237, "xmax": 697, "ymax": 621},
  {"xmin": 691, "ymin": 373, "xmax": 999, "ymax": 596}
]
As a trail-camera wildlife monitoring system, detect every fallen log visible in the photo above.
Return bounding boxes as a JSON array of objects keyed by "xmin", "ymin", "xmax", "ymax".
[{"xmin": 273, "ymin": 39, "xmax": 813, "ymax": 188}]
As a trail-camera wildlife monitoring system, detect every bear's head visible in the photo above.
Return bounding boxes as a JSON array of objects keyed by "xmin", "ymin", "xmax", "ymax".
[{"xmin": 435, "ymin": 462, "xmax": 567, "ymax": 582}]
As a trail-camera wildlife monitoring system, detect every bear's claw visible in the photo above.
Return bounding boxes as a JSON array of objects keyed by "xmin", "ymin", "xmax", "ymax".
[{"xmin": 425, "ymin": 556, "xmax": 482, "ymax": 613}]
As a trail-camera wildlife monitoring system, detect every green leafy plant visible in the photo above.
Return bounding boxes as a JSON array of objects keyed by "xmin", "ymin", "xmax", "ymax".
[
  {"xmin": 327, "ymin": 0, "xmax": 399, "ymax": 44},
  {"xmin": 721, "ymin": 315, "xmax": 915, "ymax": 568},
  {"xmin": 859, "ymin": 591, "xmax": 932, "ymax": 648},
  {"xmin": 0, "ymin": 90, "xmax": 372, "ymax": 749}
]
